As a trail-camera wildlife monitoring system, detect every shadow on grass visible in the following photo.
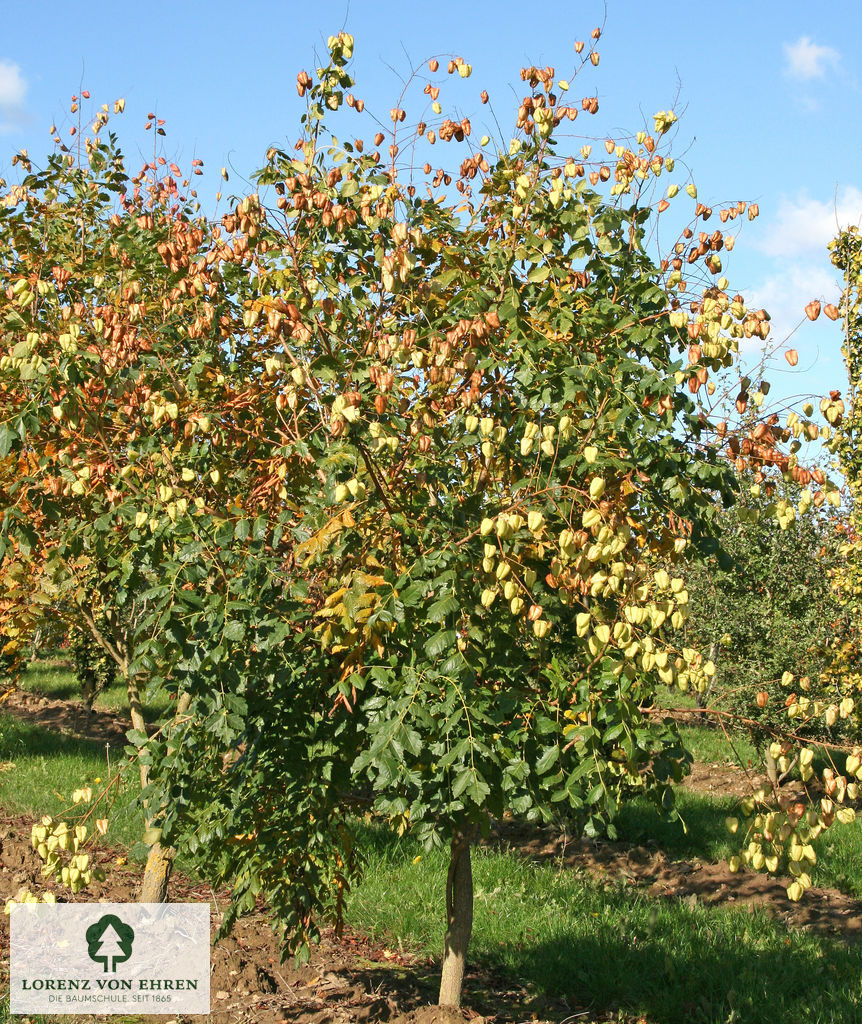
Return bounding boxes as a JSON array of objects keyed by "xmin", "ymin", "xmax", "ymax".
[
  {"xmin": 614, "ymin": 791, "xmax": 736, "ymax": 862},
  {"xmin": 22, "ymin": 678, "xmax": 81, "ymax": 702},
  {"xmin": 478, "ymin": 911, "xmax": 862, "ymax": 1024},
  {"xmin": 349, "ymin": 822, "xmax": 862, "ymax": 1023},
  {"xmin": 351, "ymin": 800, "xmax": 739, "ymax": 877},
  {"xmin": 0, "ymin": 713, "xmax": 112, "ymax": 760}
]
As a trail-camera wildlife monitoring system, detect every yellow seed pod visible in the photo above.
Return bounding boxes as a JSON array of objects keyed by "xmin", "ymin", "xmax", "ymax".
[{"xmin": 594, "ymin": 623, "xmax": 611, "ymax": 645}]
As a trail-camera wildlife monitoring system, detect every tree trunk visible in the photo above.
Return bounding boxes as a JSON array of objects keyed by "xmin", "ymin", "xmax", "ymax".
[
  {"xmin": 139, "ymin": 841, "xmax": 175, "ymax": 902},
  {"xmin": 81, "ymin": 612, "xmax": 189, "ymax": 906},
  {"xmin": 438, "ymin": 828, "xmax": 474, "ymax": 1008},
  {"xmin": 764, "ymin": 745, "xmax": 780, "ymax": 794},
  {"xmin": 135, "ymin": 691, "xmax": 192, "ymax": 904},
  {"xmin": 126, "ymin": 673, "xmax": 150, "ymax": 793}
]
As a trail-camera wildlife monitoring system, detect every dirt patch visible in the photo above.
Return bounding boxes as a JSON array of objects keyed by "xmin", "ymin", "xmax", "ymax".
[
  {"xmin": 680, "ymin": 760, "xmax": 760, "ymax": 799},
  {"xmin": 0, "ymin": 684, "xmax": 133, "ymax": 748},
  {"xmin": 389, "ymin": 1009, "xmax": 475, "ymax": 1024}
]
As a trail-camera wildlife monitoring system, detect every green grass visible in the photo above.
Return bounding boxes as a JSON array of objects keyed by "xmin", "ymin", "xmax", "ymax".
[
  {"xmin": 14, "ymin": 658, "xmax": 170, "ymax": 719},
  {"xmin": 808, "ymin": 819, "xmax": 862, "ymax": 898},
  {"xmin": 346, "ymin": 825, "xmax": 862, "ymax": 1024},
  {"xmin": 678, "ymin": 723, "xmax": 759, "ymax": 766},
  {"xmin": 0, "ymin": 712, "xmax": 145, "ymax": 854},
  {"xmin": 615, "ymin": 788, "xmax": 738, "ymax": 861}
]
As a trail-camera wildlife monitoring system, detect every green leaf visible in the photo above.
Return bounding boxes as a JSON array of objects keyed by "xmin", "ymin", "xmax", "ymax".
[
  {"xmin": 224, "ymin": 620, "xmax": 246, "ymax": 642},
  {"xmin": 0, "ymin": 423, "xmax": 15, "ymax": 458},
  {"xmin": 535, "ymin": 744, "xmax": 560, "ymax": 775},
  {"xmin": 424, "ymin": 629, "xmax": 456, "ymax": 659},
  {"xmin": 428, "ymin": 595, "xmax": 459, "ymax": 623}
]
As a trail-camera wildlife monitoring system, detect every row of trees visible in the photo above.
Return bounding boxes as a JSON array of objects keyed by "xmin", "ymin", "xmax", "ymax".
[{"xmin": 0, "ymin": 31, "xmax": 857, "ymax": 1007}]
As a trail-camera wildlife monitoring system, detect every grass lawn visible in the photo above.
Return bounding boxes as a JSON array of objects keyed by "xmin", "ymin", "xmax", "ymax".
[
  {"xmin": 346, "ymin": 825, "xmax": 862, "ymax": 1024},
  {"xmin": 0, "ymin": 713, "xmax": 145, "ymax": 854}
]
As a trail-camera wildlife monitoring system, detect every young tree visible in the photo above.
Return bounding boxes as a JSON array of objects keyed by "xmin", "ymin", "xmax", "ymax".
[
  {"xmin": 821, "ymin": 227, "xmax": 862, "ymax": 703},
  {"xmin": 0, "ymin": 32, "xmax": 845, "ymax": 1009},
  {"xmin": 680, "ymin": 474, "xmax": 850, "ymax": 750},
  {"xmin": 0, "ymin": 106, "xmax": 223, "ymax": 897}
]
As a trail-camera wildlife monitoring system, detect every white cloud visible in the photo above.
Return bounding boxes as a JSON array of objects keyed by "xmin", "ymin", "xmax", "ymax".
[
  {"xmin": 0, "ymin": 61, "xmax": 26, "ymax": 107},
  {"xmin": 783, "ymin": 36, "xmax": 840, "ymax": 80},
  {"xmin": 753, "ymin": 187, "xmax": 862, "ymax": 259},
  {"xmin": 746, "ymin": 263, "xmax": 842, "ymax": 353},
  {"xmin": 0, "ymin": 59, "xmax": 27, "ymax": 134}
]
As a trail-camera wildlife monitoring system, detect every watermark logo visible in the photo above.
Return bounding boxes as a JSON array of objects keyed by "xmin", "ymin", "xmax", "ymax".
[
  {"xmin": 86, "ymin": 914, "xmax": 135, "ymax": 972},
  {"xmin": 10, "ymin": 903, "xmax": 209, "ymax": 1014}
]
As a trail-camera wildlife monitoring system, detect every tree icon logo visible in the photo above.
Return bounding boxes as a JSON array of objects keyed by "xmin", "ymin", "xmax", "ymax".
[{"xmin": 85, "ymin": 914, "xmax": 135, "ymax": 972}]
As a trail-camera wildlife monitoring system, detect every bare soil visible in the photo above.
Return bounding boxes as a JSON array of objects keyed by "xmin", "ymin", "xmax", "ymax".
[{"xmin": 0, "ymin": 684, "xmax": 132, "ymax": 748}]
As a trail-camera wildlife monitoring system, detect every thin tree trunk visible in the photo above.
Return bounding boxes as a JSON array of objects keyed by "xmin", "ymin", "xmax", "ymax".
[
  {"xmin": 438, "ymin": 827, "xmax": 474, "ymax": 1008},
  {"xmin": 126, "ymin": 673, "xmax": 149, "ymax": 793},
  {"xmin": 136, "ymin": 691, "xmax": 192, "ymax": 904},
  {"xmin": 78, "ymin": 603, "xmax": 190, "ymax": 907},
  {"xmin": 139, "ymin": 842, "xmax": 175, "ymax": 902}
]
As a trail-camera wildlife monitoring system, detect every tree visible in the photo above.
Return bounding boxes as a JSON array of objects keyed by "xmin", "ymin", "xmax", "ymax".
[
  {"xmin": 680, "ymin": 473, "xmax": 851, "ymax": 751},
  {"xmin": 0, "ymin": 32, "xmax": 844, "ymax": 1009},
  {"xmin": 821, "ymin": 227, "xmax": 862, "ymax": 704},
  {"xmin": 0, "ymin": 102, "xmax": 217, "ymax": 899}
]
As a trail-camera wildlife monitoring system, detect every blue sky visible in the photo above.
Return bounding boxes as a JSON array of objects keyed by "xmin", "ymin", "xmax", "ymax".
[{"xmin": 1, "ymin": 0, "xmax": 860, "ymax": 421}]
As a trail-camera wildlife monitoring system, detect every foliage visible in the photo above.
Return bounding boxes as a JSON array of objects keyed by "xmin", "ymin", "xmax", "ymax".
[
  {"xmin": 0, "ymin": 28, "xmax": 849, "ymax": 1000},
  {"xmin": 680, "ymin": 474, "xmax": 851, "ymax": 740},
  {"xmin": 823, "ymin": 227, "xmax": 862, "ymax": 697},
  {"xmin": 69, "ymin": 620, "xmax": 118, "ymax": 708}
]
